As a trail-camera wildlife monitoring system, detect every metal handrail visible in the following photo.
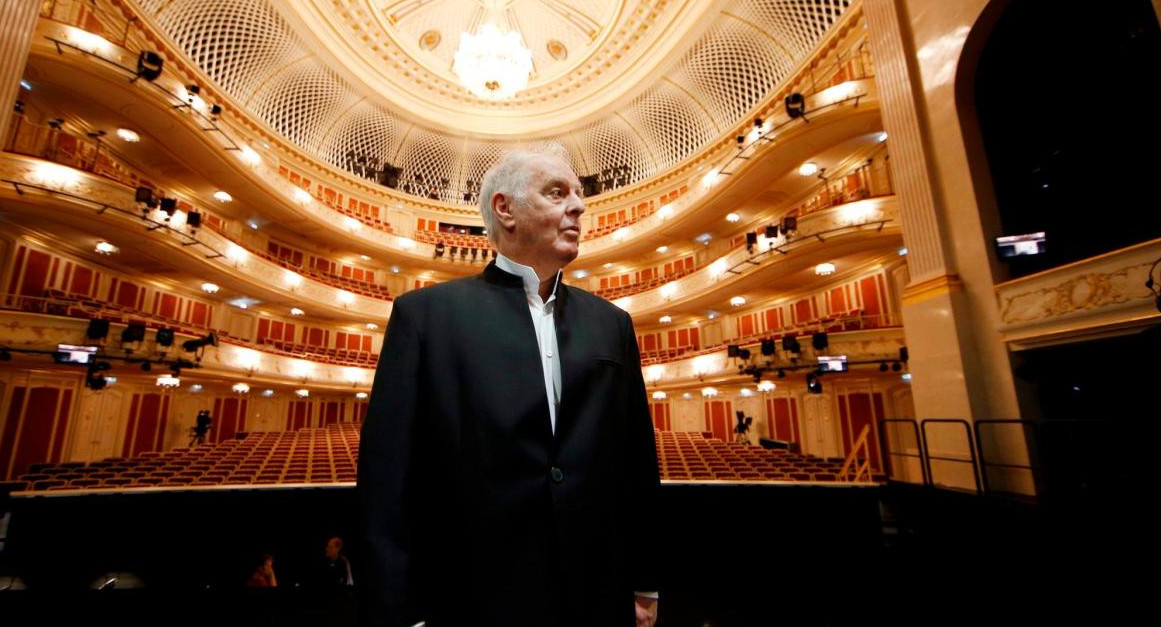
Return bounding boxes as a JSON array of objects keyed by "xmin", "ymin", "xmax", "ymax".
[
  {"xmin": 920, "ymin": 419, "xmax": 982, "ymax": 495},
  {"xmin": 973, "ymin": 419, "xmax": 1040, "ymax": 497},
  {"xmin": 878, "ymin": 418, "xmax": 927, "ymax": 485}
]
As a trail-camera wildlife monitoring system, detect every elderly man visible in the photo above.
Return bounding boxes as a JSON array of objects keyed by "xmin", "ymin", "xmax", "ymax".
[{"xmin": 359, "ymin": 150, "xmax": 660, "ymax": 627}]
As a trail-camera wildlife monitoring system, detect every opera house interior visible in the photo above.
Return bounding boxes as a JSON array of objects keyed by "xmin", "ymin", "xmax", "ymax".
[{"xmin": 1, "ymin": 0, "xmax": 1159, "ymax": 624}]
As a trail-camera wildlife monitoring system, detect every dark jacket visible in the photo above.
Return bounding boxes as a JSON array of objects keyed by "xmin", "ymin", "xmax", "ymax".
[{"xmin": 358, "ymin": 262, "xmax": 660, "ymax": 627}]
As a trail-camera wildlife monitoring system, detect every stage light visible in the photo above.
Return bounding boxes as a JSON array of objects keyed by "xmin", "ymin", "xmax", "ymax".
[
  {"xmin": 135, "ymin": 51, "xmax": 163, "ymax": 82},
  {"xmin": 182, "ymin": 333, "xmax": 218, "ymax": 352},
  {"xmin": 121, "ymin": 324, "xmax": 146, "ymax": 343},
  {"xmin": 785, "ymin": 92, "xmax": 806, "ymax": 119},
  {"xmin": 806, "ymin": 373, "xmax": 823, "ymax": 394}
]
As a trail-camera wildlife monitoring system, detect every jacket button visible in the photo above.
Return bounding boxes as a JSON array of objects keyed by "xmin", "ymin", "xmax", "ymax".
[{"xmin": 549, "ymin": 466, "xmax": 564, "ymax": 483}]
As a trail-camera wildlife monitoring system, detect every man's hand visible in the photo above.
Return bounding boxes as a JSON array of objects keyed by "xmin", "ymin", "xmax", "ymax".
[{"xmin": 635, "ymin": 595, "xmax": 658, "ymax": 627}]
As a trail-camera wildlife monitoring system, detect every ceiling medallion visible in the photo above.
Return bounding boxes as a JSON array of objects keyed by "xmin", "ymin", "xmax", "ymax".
[
  {"xmin": 546, "ymin": 39, "xmax": 568, "ymax": 61},
  {"xmin": 453, "ymin": 22, "xmax": 533, "ymax": 100},
  {"xmin": 419, "ymin": 30, "xmax": 441, "ymax": 51}
]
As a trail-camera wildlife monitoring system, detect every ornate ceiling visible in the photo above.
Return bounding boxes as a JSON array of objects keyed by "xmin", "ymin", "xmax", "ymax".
[{"xmin": 132, "ymin": 0, "xmax": 853, "ymax": 205}]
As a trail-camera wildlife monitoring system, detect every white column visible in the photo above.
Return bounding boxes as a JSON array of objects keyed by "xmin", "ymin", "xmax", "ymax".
[
  {"xmin": 0, "ymin": 1, "xmax": 40, "ymax": 137},
  {"xmin": 863, "ymin": 0, "xmax": 1028, "ymax": 493}
]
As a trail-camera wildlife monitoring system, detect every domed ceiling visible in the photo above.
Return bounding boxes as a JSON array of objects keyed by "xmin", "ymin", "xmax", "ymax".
[{"xmin": 134, "ymin": 0, "xmax": 853, "ymax": 205}]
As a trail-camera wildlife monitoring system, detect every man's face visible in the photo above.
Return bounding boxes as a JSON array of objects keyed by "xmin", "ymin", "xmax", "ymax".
[
  {"xmin": 326, "ymin": 538, "xmax": 341, "ymax": 561},
  {"xmin": 501, "ymin": 156, "xmax": 586, "ymax": 271}
]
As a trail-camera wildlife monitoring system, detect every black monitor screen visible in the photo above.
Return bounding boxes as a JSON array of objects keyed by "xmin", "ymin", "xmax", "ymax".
[
  {"xmin": 55, "ymin": 344, "xmax": 97, "ymax": 364},
  {"xmin": 818, "ymin": 355, "xmax": 848, "ymax": 372},
  {"xmin": 995, "ymin": 232, "xmax": 1046, "ymax": 258}
]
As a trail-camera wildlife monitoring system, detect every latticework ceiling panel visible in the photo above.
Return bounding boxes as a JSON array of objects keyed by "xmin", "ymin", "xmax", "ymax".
[{"xmin": 132, "ymin": 0, "xmax": 853, "ymax": 206}]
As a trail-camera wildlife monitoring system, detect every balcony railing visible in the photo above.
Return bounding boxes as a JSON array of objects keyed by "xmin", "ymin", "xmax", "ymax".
[{"xmin": 1, "ymin": 292, "xmax": 377, "ymax": 370}]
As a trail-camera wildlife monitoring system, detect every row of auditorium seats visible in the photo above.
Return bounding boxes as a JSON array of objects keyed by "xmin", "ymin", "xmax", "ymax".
[
  {"xmin": 6, "ymin": 426, "xmax": 875, "ymax": 494},
  {"xmin": 11, "ymin": 423, "xmax": 361, "ymax": 492},
  {"xmin": 259, "ymin": 339, "xmax": 378, "ymax": 366},
  {"xmin": 656, "ymin": 431, "xmax": 872, "ymax": 482},
  {"xmin": 256, "ymin": 250, "xmax": 393, "ymax": 300},
  {"xmin": 594, "ymin": 264, "xmax": 698, "ymax": 300},
  {"xmin": 412, "ymin": 229, "xmax": 491, "ymax": 251}
]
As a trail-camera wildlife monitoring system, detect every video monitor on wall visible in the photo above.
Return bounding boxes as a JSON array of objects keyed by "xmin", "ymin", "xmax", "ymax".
[
  {"xmin": 995, "ymin": 232, "xmax": 1047, "ymax": 258},
  {"xmin": 817, "ymin": 355, "xmax": 848, "ymax": 373},
  {"xmin": 55, "ymin": 344, "xmax": 97, "ymax": 364}
]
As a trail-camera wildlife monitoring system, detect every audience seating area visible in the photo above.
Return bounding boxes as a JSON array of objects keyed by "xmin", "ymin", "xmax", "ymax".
[
  {"xmin": 413, "ymin": 229, "xmax": 494, "ymax": 262},
  {"xmin": 255, "ymin": 248, "xmax": 393, "ymax": 300},
  {"xmin": 594, "ymin": 264, "xmax": 698, "ymax": 300},
  {"xmin": 657, "ymin": 431, "xmax": 865, "ymax": 482},
  {"xmin": 9, "ymin": 423, "xmax": 360, "ymax": 492},
  {"xmin": 5, "ymin": 426, "xmax": 878, "ymax": 494},
  {"xmin": 259, "ymin": 338, "xmax": 378, "ymax": 366}
]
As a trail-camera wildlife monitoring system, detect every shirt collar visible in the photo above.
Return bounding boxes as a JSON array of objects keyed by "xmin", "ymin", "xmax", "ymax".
[{"xmin": 494, "ymin": 253, "xmax": 562, "ymax": 306}]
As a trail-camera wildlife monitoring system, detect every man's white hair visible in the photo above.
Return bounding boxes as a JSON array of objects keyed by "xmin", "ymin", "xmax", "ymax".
[{"xmin": 478, "ymin": 147, "xmax": 571, "ymax": 247}]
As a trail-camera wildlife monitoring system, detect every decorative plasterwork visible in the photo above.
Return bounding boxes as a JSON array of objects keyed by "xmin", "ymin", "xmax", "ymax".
[
  {"xmin": 996, "ymin": 239, "xmax": 1161, "ymax": 348},
  {"xmin": 0, "ymin": 154, "xmax": 393, "ymax": 320},
  {"xmin": 129, "ymin": 0, "xmax": 854, "ymax": 201}
]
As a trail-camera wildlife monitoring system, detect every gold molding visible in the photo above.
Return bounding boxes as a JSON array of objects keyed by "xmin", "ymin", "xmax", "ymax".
[{"xmin": 902, "ymin": 274, "xmax": 963, "ymax": 306}]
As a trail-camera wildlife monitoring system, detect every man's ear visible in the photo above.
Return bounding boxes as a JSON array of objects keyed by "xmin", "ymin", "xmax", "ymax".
[{"xmin": 492, "ymin": 192, "xmax": 516, "ymax": 231}]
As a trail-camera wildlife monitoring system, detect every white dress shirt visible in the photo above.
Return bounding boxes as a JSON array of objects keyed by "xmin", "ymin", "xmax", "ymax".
[{"xmin": 495, "ymin": 254, "xmax": 562, "ymax": 435}]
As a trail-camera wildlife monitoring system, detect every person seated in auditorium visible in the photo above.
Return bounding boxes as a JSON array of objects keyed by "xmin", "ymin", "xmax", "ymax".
[
  {"xmin": 359, "ymin": 149, "xmax": 661, "ymax": 627},
  {"xmin": 247, "ymin": 553, "xmax": 278, "ymax": 588},
  {"xmin": 317, "ymin": 536, "xmax": 354, "ymax": 589}
]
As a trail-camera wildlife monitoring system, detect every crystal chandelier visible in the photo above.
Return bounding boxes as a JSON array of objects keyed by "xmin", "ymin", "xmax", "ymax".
[{"xmin": 453, "ymin": 23, "xmax": 532, "ymax": 100}]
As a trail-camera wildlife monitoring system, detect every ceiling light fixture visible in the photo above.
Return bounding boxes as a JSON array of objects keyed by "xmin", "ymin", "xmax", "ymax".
[
  {"xmin": 94, "ymin": 241, "xmax": 118, "ymax": 255},
  {"xmin": 656, "ymin": 246, "xmax": 669, "ymax": 253},
  {"xmin": 290, "ymin": 307, "xmax": 305, "ymax": 316},
  {"xmin": 453, "ymin": 23, "xmax": 533, "ymax": 100},
  {"xmin": 726, "ymin": 213, "xmax": 741, "ymax": 223},
  {"xmin": 815, "ymin": 262, "xmax": 836, "ymax": 276},
  {"xmin": 201, "ymin": 282, "xmax": 220, "ymax": 294},
  {"xmin": 116, "ymin": 128, "xmax": 139, "ymax": 142},
  {"xmin": 213, "ymin": 190, "xmax": 232, "ymax": 203},
  {"xmin": 798, "ymin": 162, "xmax": 820, "ymax": 177}
]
